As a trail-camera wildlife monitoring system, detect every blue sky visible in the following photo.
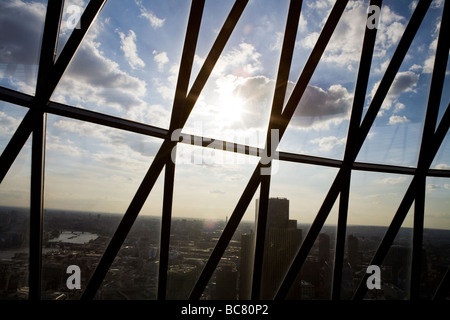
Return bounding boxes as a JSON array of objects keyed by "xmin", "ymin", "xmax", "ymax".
[{"xmin": 0, "ymin": 0, "xmax": 449, "ymax": 229}]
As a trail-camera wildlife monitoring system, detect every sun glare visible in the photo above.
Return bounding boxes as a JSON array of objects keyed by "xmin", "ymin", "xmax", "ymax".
[
  {"xmin": 217, "ymin": 94, "xmax": 244, "ymax": 127},
  {"xmin": 215, "ymin": 79, "xmax": 245, "ymax": 128}
]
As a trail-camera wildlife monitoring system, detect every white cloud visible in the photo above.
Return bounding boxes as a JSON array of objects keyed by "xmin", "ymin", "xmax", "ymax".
[
  {"xmin": 152, "ymin": 50, "xmax": 169, "ymax": 72},
  {"xmin": 135, "ymin": 0, "xmax": 165, "ymax": 29},
  {"xmin": 310, "ymin": 136, "xmax": 346, "ymax": 151},
  {"xmin": 117, "ymin": 29, "xmax": 145, "ymax": 69},
  {"xmin": 434, "ymin": 163, "xmax": 450, "ymax": 170},
  {"xmin": 321, "ymin": 1, "xmax": 367, "ymax": 67},
  {"xmin": 388, "ymin": 115, "xmax": 409, "ymax": 125},
  {"xmin": 393, "ymin": 102, "xmax": 405, "ymax": 113},
  {"xmin": 427, "ymin": 184, "xmax": 440, "ymax": 192},
  {"xmin": 0, "ymin": 0, "xmax": 45, "ymax": 93},
  {"xmin": 46, "ymin": 135, "xmax": 84, "ymax": 157},
  {"xmin": 291, "ymin": 84, "xmax": 353, "ymax": 129},
  {"xmin": 52, "ymin": 22, "xmax": 148, "ymax": 113},
  {"xmin": 370, "ymin": 71, "xmax": 419, "ymax": 114},
  {"xmin": 378, "ymin": 176, "xmax": 408, "ymax": 185},
  {"xmin": 306, "ymin": 0, "xmax": 333, "ymax": 10},
  {"xmin": 0, "ymin": 111, "xmax": 21, "ymax": 134},
  {"xmin": 214, "ymin": 43, "xmax": 262, "ymax": 77}
]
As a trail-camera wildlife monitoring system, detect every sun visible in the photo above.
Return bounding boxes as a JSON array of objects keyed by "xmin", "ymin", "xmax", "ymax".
[
  {"xmin": 217, "ymin": 95, "xmax": 244, "ymax": 127},
  {"xmin": 215, "ymin": 80, "xmax": 244, "ymax": 128}
]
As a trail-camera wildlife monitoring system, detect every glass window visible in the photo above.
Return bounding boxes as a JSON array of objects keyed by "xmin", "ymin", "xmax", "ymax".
[{"xmin": 0, "ymin": 0, "xmax": 46, "ymax": 96}]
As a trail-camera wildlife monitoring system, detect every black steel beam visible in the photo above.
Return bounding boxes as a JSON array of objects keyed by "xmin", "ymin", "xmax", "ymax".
[
  {"xmin": 3, "ymin": 87, "xmax": 448, "ymax": 179},
  {"xmin": 29, "ymin": 0, "xmax": 64, "ymax": 301},
  {"xmin": 279, "ymin": 0, "xmax": 349, "ymax": 138},
  {"xmin": 189, "ymin": 164, "xmax": 263, "ymax": 299},
  {"xmin": 158, "ymin": 0, "xmax": 205, "ymax": 300},
  {"xmin": 28, "ymin": 112, "xmax": 47, "ymax": 301},
  {"xmin": 82, "ymin": 0, "xmax": 249, "ymax": 300},
  {"xmin": 192, "ymin": 0, "xmax": 350, "ymax": 300},
  {"xmin": 332, "ymin": 169, "xmax": 351, "ymax": 299},
  {"xmin": 357, "ymin": 0, "xmax": 432, "ymax": 152},
  {"xmin": 411, "ymin": 0, "xmax": 450, "ymax": 300},
  {"xmin": 433, "ymin": 267, "xmax": 450, "ymax": 301},
  {"xmin": 0, "ymin": 86, "xmax": 33, "ymax": 108},
  {"xmin": 332, "ymin": 0, "xmax": 382, "ymax": 299},
  {"xmin": 0, "ymin": 110, "xmax": 34, "ymax": 184},
  {"xmin": 277, "ymin": 0, "xmax": 432, "ymax": 300},
  {"xmin": 251, "ymin": 0, "xmax": 303, "ymax": 300},
  {"xmin": 48, "ymin": 0, "xmax": 106, "ymax": 103},
  {"xmin": 182, "ymin": 0, "xmax": 249, "ymax": 124}
]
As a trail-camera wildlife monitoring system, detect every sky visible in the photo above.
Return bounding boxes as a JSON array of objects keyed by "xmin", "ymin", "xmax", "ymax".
[{"xmin": 0, "ymin": 0, "xmax": 449, "ymax": 229}]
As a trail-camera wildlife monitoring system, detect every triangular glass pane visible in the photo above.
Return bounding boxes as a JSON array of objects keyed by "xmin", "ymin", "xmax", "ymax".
[
  {"xmin": 52, "ymin": 0, "xmax": 191, "ymax": 129},
  {"xmin": 0, "ymin": 135, "xmax": 31, "ymax": 299},
  {"xmin": 204, "ymin": 185, "xmax": 259, "ymax": 300},
  {"xmin": 166, "ymin": 145, "xmax": 258, "ymax": 299},
  {"xmin": 376, "ymin": 206, "xmax": 414, "ymax": 300},
  {"xmin": 346, "ymin": 170, "xmax": 413, "ymax": 299},
  {"xmin": 183, "ymin": 0, "xmax": 291, "ymax": 149},
  {"xmin": 357, "ymin": 1, "xmax": 443, "ymax": 167},
  {"xmin": 0, "ymin": 0, "xmax": 46, "ymax": 95},
  {"xmin": 423, "ymin": 177, "xmax": 450, "ymax": 300},
  {"xmin": 56, "ymin": 0, "xmax": 89, "ymax": 59},
  {"xmin": 430, "ymin": 131, "xmax": 450, "ymax": 171},
  {"xmin": 278, "ymin": 0, "xmax": 367, "ymax": 161},
  {"xmin": 101, "ymin": 173, "xmax": 164, "ymax": 300},
  {"xmin": 288, "ymin": 196, "xmax": 339, "ymax": 300},
  {"xmin": 0, "ymin": 101, "xmax": 29, "ymax": 154},
  {"xmin": 42, "ymin": 114, "xmax": 162, "ymax": 299},
  {"xmin": 266, "ymin": 160, "xmax": 340, "ymax": 299}
]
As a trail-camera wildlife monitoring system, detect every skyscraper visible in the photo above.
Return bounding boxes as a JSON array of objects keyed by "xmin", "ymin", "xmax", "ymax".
[{"xmin": 240, "ymin": 198, "xmax": 302, "ymax": 299}]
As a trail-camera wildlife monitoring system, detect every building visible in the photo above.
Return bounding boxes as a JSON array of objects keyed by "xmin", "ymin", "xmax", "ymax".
[
  {"xmin": 213, "ymin": 262, "xmax": 238, "ymax": 300},
  {"xmin": 166, "ymin": 264, "xmax": 198, "ymax": 300},
  {"xmin": 240, "ymin": 198, "xmax": 302, "ymax": 299}
]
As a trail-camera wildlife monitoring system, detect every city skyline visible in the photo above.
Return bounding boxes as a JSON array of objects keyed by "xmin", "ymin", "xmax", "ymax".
[
  {"xmin": 0, "ymin": 0, "xmax": 449, "ymax": 230},
  {"xmin": 1, "ymin": 204, "xmax": 449, "ymax": 300}
]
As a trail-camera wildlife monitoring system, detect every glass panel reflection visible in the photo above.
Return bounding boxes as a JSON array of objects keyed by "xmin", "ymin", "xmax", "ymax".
[
  {"xmin": 0, "ymin": 137, "xmax": 31, "ymax": 300},
  {"xmin": 0, "ymin": 0, "xmax": 46, "ymax": 95}
]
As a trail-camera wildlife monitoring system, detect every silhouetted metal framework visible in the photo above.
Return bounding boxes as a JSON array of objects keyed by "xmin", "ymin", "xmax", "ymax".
[{"xmin": 0, "ymin": 0, "xmax": 449, "ymax": 300}]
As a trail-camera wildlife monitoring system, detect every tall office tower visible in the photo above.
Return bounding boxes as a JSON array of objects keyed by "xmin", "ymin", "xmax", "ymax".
[
  {"xmin": 166, "ymin": 264, "xmax": 197, "ymax": 299},
  {"xmin": 213, "ymin": 262, "xmax": 238, "ymax": 300},
  {"xmin": 347, "ymin": 234, "xmax": 360, "ymax": 270},
  {"xmin": 240, "ymin": 198, "xmax": 302, "ymax": 299},
  {"xmin": 239, "ymin": 232, "xmax": 254, "ymax": 299},
  {"xmin": 319, "ymin": 233, "xmax": 330, "ymax": 264}
]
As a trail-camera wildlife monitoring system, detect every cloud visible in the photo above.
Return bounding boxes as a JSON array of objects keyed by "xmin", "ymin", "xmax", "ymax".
[
  {"xmin": 192, "ymin": 73, "xmax": 353, "ymax": 133},
  {"xmin": 52, "ymin": 22, "xmax": 148, "ymax": 113},
  {"xmin": 370, "ymin": 71, "xmax": 419, "ymax": 114},
  {"xmin": 214, "ymin": 43, "xmax": 262, "ymax": 77},
  {"xmin": 290, "ymin": 84, "xmax": 353, "ymax": 129},
  {"xmin": 0, "ymin": 0, "xmax": 45, "ymax": 92},
  {"xmin": 52, "ymin": 118, "xmax": 160, "ymax": 160},
  {"xmin": 310, "ymin": 136, "xmax": 346, "ymax": 151},
  {"xmin": 375, "ymin": 6, "xmax": 406, "ymax": 52},
  {"xmin": 135, "ymin": 0, "xmax": 165, "ymax": 29},
  {"xmin": 388, "ymin": 115, "xmax": 409, "ymax": 125},
  {"xmin": 299, "ymin": 3, "xmax": 406, "ymax": 69},
  {"xmin": 434, "ymin": 163, "xmax": 450, "ymax": 170},
  {"xmin": 0, "ymin": 111, "xmax": 21, "ymax": 134},
  {"xmin": 321, "ymin": 1, "xmax": 368, "ymax": 67},
  {"xmin": 152, "ymin": 50, "xmax": 169, "ymax": 72},
  {"xmin": 0, "ymin": 0, "xmax": 45, "ymax": 65},
  {"xmin": 117, "ymin": 29, "xmax": 145, "ymax": 69},
  {"xmin": 427, "ymin": 184, "xmax": 440, "ymax": 192},
  {"xmin": 378, "ymin": 176, "xmax": 408, "ymax": 185}
]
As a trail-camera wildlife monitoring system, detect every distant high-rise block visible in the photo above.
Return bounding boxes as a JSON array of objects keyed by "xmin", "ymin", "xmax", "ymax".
[
  {"xmin": 240, "ymin": 198, "xmax": 302, "ymax": 299},
  {"xmin": 166, "ymin": 264, "xmax": 197, "ymax": 300},
  {"xmin": 213, "ymin": 262, "xmax": 238, "ymax": 300}
]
